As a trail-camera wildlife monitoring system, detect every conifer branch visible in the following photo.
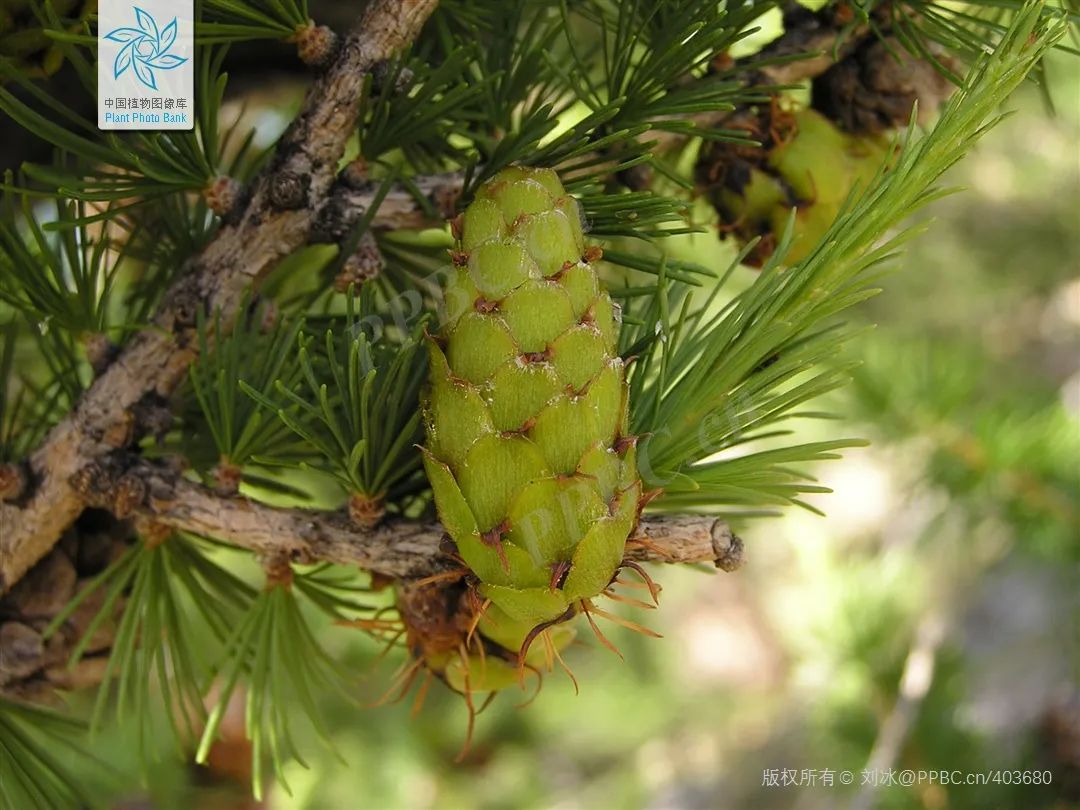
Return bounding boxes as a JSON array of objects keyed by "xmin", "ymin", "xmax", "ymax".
[
  {"xmin": 316, "ymin": 171, "xmax": 464, "ymax": 239},
  {"xmin": 0, "ymin": 0, "xmax": 441, "ymax": 595},
  {"xmin": 311, "ymin": 6, "xmax": 905, "ymax": 231},
  {"xmin": 76, "ymin": 460, "xmax": 744, "ymax": 580}
]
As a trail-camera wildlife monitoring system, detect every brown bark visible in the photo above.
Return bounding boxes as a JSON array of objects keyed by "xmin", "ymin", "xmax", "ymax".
[
  {"xmin": 0, "ymin": 460, "xmax": 743, "ymax": 699},
  {"xmin": 77, "ymin": 460, "xmax": 744, "ymax": 581},
  {"xmin": 0, "ymin": 0, "xmax": 441, "ymax": 594},
  {"xmin": 0, "ymin": 514, "xmax": 130, "ymax": 702}
]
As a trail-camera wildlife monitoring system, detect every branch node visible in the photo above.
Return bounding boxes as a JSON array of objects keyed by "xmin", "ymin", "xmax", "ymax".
[
  {"xmin": 80, "ymin": 332, "xmax": 117, "ymax": 376},
  {"xmin": 269, "ymin": 171, "xmax": 311, "ymax": 210},
  {"xmin": 292, "ymin": 21, "xmax": 340, "ymax": 69},
  {"xmin": 0, "ymin": 461, "xmax": 29, "ymax": 503},
  {"xmin": 112, "ymin": 472, "xmax": 148, "ymax": 519},
  {"xmin": 341, "ymin": 157, "xmax": 369, "ymax": 190},
  {"xmin": 69, "ymin": 461, "xmax": 113, "ymax": 505},
  {"xmin": 334, "ymin": 231, "xmax": 385, "ymax": 293},
  {"xmin": 710, "ymin": 520, "xmax": 745, "ymax": 572},
  {"xmin": 260, "ymin": 552, "xmax": 294, "ymax": 589},
  {"xmin": 348, "ymin": 491, "xmax": 386, "ymax": 531},
  {"xmin": 101, "ymin": 411, "xmax": 135, "ymax": 449},
  {"xmin": 212, "ymin": 458, "xmax": 243, "ymax": 496},
  {"xmin": 203, "ymin": 175, "xmax": 245, "ymax": 219},
  {"xmin": 135, "ymin": 516, "xmax": 172, "ymax": 548}
]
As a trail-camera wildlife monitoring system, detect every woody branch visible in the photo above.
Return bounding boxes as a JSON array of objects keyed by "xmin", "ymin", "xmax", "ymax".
[
  {"xmin": 0, "ymin": 0, "xmax": 442, "ymax": 593},
  {"xmin": 74, "ymin": 458, "xmax": 746, "ymax": 580}
]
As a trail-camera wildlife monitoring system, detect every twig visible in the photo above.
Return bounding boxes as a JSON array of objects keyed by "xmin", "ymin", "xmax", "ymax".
[
  {"xmin": 0, "ymin": 0, "xmax": 441, "ymax": 594},
  {"xmin": 316, "ymin": 171, "xmax": 465, "ymax": 239},
  {"xmin": 0, "ymin": 461, "xmax": 742, "ymax": 700},
  {"xmin": 79, "ymin": 460, "xmax": 744, "ymax": 580}
]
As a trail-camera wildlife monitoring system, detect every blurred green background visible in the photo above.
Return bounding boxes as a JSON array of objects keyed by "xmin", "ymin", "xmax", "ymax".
[{"xmin": 67, "ymin": 51, "xmax": 1076, "ymax": 810}]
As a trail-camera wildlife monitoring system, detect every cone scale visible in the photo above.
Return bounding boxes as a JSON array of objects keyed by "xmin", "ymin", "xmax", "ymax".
[
  {"xmin": 416, "ymin": 166, "xmax": 642, "ymax": 685},
  {"xmin": 706, "ymin": 107, "xmax": 891, "ymax": 265}
]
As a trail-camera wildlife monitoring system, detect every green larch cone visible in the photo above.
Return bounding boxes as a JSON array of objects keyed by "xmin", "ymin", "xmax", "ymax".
[
  {"xmin": 421, "ymin": 166, "xmax": 642, "ymax": 672},
  {"xmin": 702, "ymin": 107, "xmax": 892, "ymax": 265}
]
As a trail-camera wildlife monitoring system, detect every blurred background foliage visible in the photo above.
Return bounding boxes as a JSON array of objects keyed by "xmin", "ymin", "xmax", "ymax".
[{"xmin": 39, "ymin": 48, "xmax": 1076, "ymax": 810}]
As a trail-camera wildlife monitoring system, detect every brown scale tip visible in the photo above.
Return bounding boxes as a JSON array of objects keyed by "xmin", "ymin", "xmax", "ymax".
[
  {"xmin": 0, "ymin": 461, "xmax": 28, "ymax": 502},
  {"xmin": 583, "ymin": 245, "xmax": 604, "ymax": 263},
  {"xmin": 341, "ymin": 157, "xmax": 368, "ymax": 189},
  {"xmin": 136, "ymin": 517, "xmax": 173, "ymax": 548},
  {"xmin": 212, "ymin": 459, "xmax": 242, "ymax": 496},
  {"xmin": 499, "ymin": 416, "xmax": 536, "ymax": 439},
  {"xmin": 518, "ymin": 605, "xmax": 577, "ymax": 663},
  {"xmin": 349, "ymin": 492, "xmax": 386, "ymax": 531},
  {"xmin": 548, "ymin": 560, "xmax": 571, "ymax": 589},
  {"xmin": 335, "ymin": 233, "xmax": 385, "ymax": 293},
  {"xmin": 112, "ymin": 472, "xmax": 148, "ymax": 519},
  {"xmin": 480, "ymin": 520, "xmax": 511, "ymax": 574},
  {"xmin": 638, "ymin": 487, "xmax": 664, "ymax": 511},
  {"xmin": 449, "ymin": 249, "xmax": 469, "ymax": 267},
  {"xmin": 292, "ymin": 22, "xmax": 338, "ymax": 68},
  {"xmin": 203, "ymin": 175, "xmax": 243, "ymax": 217},
  {"xmin": 474, "ymin": 297, "xmax": 499, "ymax": 314}
]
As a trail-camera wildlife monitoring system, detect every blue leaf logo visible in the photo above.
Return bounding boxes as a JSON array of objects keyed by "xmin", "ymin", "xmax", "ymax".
[{"xmin": 104, "ymin": 7, "xmax": 187, "ymax": 92}]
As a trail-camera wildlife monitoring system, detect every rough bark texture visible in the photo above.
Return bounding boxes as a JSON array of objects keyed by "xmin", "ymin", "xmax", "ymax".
[
  {"xmin": 0, "ymin": 0, "xmax": 441, "ymax": 594},
  {"xmin": 316, "ymin": 171, "xmax": 465, "ymax": 240},
  {"xmin": 0, "ymin": 457, "xmax": 742, "ymax": 699},
  {"xmin": 74, "ymin": 459, "xmax": 744, "ymax": 581}
]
